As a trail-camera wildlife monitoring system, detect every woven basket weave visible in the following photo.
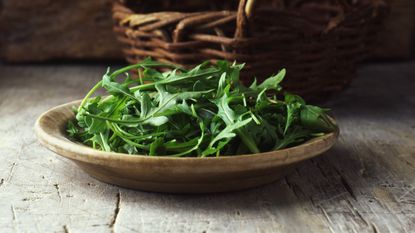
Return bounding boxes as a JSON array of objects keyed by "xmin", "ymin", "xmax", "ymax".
[{"xmin": 112, "ymin": 0, "xmax": 388, "ymax": 99}]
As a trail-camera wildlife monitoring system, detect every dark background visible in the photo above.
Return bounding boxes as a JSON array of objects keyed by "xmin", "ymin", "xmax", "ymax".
[{"xmin": 0, "ymin": 0, "xmax": 414, "ymax": 63}]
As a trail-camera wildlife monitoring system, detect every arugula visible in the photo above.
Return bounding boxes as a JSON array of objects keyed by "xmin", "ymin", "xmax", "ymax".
[{"xmin": 68, "ymin": 58, "xmax": 336, "ymax": 157}]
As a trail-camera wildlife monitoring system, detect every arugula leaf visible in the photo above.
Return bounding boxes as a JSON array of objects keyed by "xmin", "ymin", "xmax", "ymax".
[
  {"xmin": 300, "ymin": 105, "xmax": 337, "ymax": 133},
  {"xmin": 256, "ymin": 69, "xmax": 285, "ymax": 91},
  {"xmin": 204, "ymin": 117, "xmax": 253, "ymax": 155},
  {"xmin": 102, "ymin": 72, "xmax": 137, "ymax": 101}
]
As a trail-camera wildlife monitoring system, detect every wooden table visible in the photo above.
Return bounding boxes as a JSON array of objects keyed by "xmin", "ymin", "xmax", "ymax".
[{"xmin": 0, "ymin": 62, "xmax": 414, "ymax": 233}]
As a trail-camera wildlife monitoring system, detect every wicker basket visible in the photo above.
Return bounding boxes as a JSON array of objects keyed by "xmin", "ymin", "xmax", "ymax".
[{"xmin": 112, "ymin": 0, "xmax": 388, "ymax": 99}]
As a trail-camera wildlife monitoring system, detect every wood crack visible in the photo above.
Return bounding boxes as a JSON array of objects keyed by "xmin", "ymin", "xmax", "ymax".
[
  {"xmin": 353, "ymin": 204, "xmax": 369, "ymax": 226},
  {"xmin": 11, "ymin": 204, "xmax": 17, "ymax": 221},
  {"xmin": 110, "ymin": 190, "xmax": 121, "ymax": 233},
  {"xmin": 284, "ymin": 175, "xmax": 317, "ymax": 206},
  {"xmin": 330, "ymin": 162, "xmax": 358, "ymax": 201},
  {"xmin": 6, "ymin": 162, "xmax": 17, "ymax": 183},
  {"xmin": 370, "ymin": 222, "xmax": 379, "ymax": 233},
  {"xmin": 319, "ymin": 206, "xmax": 336, "ymax": 233},
  {"xmin": 339, "ymin": 175, "xmax": 357, "ymax": 200},
  {"xmin": 311, "ymin": 159, "xmax": 329, "ymax": 179},
  {"xmin": 63, "ymin": 225, "xmax": 70, "ymax": 233},
  {"xmin": 54, "ymin": 183, "xmax": 62, "ymax": 202},
  {"xmin": 344, "ymin": 199, "xmax": 371, "ymax": 228},
  {"xmin": 398, "ymin": 186, "xmax": 415, "ymax": 204},
  {"xmin": 11, "ymin": 204, "xmax": 18, "ymax": 232},
  {"xmin": 284, "ymin": 177, "xmax": 302, "ymax": 200}
]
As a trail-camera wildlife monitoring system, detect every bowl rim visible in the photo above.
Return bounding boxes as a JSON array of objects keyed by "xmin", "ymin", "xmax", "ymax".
[{"xmin": 35, "ymin": 100, "xmax": 339, "ymax": 165}]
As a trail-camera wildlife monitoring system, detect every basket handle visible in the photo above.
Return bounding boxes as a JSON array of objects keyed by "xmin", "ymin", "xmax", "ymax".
[{"xmin": 235, "ymin": 0, "xmax": 256, "ymax": 39}]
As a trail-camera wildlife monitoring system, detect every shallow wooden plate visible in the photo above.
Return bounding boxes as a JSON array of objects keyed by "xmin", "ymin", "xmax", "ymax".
[{"xmin": 35, "ymin": 100, "xmax": 339, "ymax": 193}]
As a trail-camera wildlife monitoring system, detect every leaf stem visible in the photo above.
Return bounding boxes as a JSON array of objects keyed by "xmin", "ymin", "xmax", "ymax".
[{"xmin": 77, "ymin": 80, "xmax": 102, "ymax": 112}]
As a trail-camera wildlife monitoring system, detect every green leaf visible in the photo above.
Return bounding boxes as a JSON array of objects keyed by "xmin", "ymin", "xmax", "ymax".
[
  {"xmin": 144, "ymin": 116, "xmax": 169, "ymax": 126},
  {"xmin": 209, "ymin": 118, "xmax": 253, "ymax": 147},
  {"xmin": 93, "ymin": 131, "xmax": 111, "ymax": 152},
  {"xmin": 149, "ymin": 138, "xmax": 165, "ymax": 156},
  {"xmin": 102, "ymin": 72, "xmax": 137, "ymax": 101},
  {"xmin": 214, "ymin": 93, "xmax": 235, "ymax": 125},
  {"xmin": 300, "ymin": 105, "xmax": 337, "ymax": 133},
  {"xmin": 87, "ymin": 117, "xmax": 107, "ymax": 134},
  {"xmin": 67, "ymin": 121, "xmax": 78, "ymax": 137},
  {"xmin": 257, "ymin": 69, "xmax": 286, "ymax": 90},
  {"xmin": 274, "ymin": 127, "xmax": 310, "ymax": 150}
]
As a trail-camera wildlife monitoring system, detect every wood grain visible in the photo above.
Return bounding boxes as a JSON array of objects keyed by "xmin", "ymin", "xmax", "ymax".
[
  {"xmin": 0, "ymin": 62, "xmax": 414, "ymax": 232},
  {"xmin": 0, "ymin": 0, "xmax": 122, "ymax": 62}
]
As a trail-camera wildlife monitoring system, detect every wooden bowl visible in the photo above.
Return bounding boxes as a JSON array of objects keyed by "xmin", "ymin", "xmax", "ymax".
[{"xmin": 35, "ymin": 100, "xmax": 339, "ymax": 193}]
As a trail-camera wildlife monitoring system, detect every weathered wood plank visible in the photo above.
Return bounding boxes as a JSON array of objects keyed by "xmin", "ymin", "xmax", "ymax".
[
  {"xmin": 0, "ymin": 62, "xmax": 414, "ymax": 233},
  {"xmin": 0, "ymin": 0, "xmax": 122, "ymax": 62}
]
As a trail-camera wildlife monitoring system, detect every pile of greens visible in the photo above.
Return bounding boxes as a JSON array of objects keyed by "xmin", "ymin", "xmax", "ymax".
[{"xmin": 67, "ymin": 59, "xmax": 336, "ymax": 157}]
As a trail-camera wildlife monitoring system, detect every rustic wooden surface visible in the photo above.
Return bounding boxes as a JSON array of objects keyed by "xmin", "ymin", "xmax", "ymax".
[{"xmin": 0, "ymin": 61, "xmax": 414, "ymax": 233}]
